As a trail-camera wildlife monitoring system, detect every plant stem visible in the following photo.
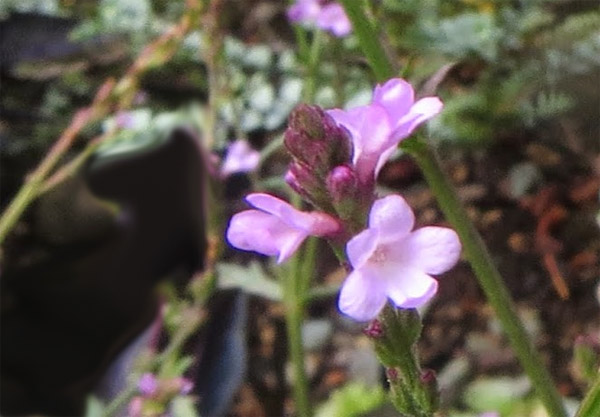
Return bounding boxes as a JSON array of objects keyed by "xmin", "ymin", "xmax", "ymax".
[
  {"xmin": 406, "ymin": 140, "xmax": 566, "ymax": 417},
  {"xmin": 340, "ymin": 3, "xmax": 566, "ymax": 417},
  {"xmin": 338, "ymin": 0, "xmax": 396, "ymax": 81},
  {"xmin": 576, "ymin": 371, "xmax": 600, "ymax": 417},
  {"xmin": 284, "ymin": 250, "xmax": 312, "ymax": 417}
]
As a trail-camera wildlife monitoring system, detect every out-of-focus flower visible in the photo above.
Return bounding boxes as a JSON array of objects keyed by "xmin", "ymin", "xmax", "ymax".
[
  {"xmin": 328, "ymin": 78, "xmax": 443, "ymax": 182},
  {"xmin": 226, "ymin": 193, "xmax": 341, "ymax": 263},
  {"xmin": 138, "ymin": 373, "xmax": 158, "ymax": 396},
  {"xmin": 220, "ymin": 139, "xmax": 260, "ymax": 177},
  {"xmin": 287, "ymin": 0, "xmax": 352, "ymax": 37},
  {"xmin": 128, "ymin": 396, "xmax": 144, "ymax": 417},
  {"xmin": 338, "ymin": 195, "xmax": 461, "ymax": 321},
  {"xmin": 479, "ymin": 413, "xmax": 500, "ymax": 417},
  {"xmin": 316, "ymin": 3, "xmax": 352, "ymax": 37}
]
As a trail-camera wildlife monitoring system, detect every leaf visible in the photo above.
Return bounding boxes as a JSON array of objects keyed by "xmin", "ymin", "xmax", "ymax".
[
  {"xmin": 463, "ymin": 376, "xmax": 531, "ymax": 413},
  {"xmin": 171, "ymin": 396, "xmax": 200, "ymax": 417},
  {"xmin": 216, "ymin": 261, "xmax": 283, "ymax": 301},
  {"xmin": 315, "ymin": 382, "xmax": 387, "ymax": 417}
]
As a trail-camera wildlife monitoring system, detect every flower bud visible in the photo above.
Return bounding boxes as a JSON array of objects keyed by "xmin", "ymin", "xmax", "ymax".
[
  {"xmin": 286, "ymin": 162, "xmax": 334, "ymax": 212},
  {"xmin": 363, "ymin": 319, "xmax": 384, "ymax": 339},
  {"xmin": 284, "ymin": 104, "xmax": 352, "ymax": 179},
  {"xmin": 326, "ymin": 165, "xmax": 369, "ymax": 227}
]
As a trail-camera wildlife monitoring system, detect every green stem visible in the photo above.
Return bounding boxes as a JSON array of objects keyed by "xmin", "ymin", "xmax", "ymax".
[
  {"xmin": 338, "ymin": 0, "xmax": 396, "ymax": 81},
  {"xmin": 284, "ymin": 251, "xmax": 312, "ymax": 417},
  {"xmin": 576, "ymin": 372, "xmax": 600, "ymax": 417},
  {"xmin": 340, "ymin": 3, "xmax": 566, "ymax": 417},
  {"xmin": 406, "ymin": 140, "xmax": 566, "ymax": 417}
]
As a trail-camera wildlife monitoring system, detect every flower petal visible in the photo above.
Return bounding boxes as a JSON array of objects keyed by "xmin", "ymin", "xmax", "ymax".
[
  {"xmin": 246, "ymin": 193, "xmax": 339, "ymax": 236},
  {"xmin": 226, "ymin": 210, "xmax": 308, "ymax": 262},
  {"xmin": 338, "ymin": 268, "xmax": 388, "ymax": 321},
  {"xmin": 394, "ymin": 226, "xmax": 461, "ymax": 275},
  {"xmin": 372, "ymin": 78, "xmax": 415, "ymax": 122},
  {"xmin": 221, "ymin": 140, "xmax": 260, "ymax": 177},
  {"xmin": 317, "ymin": 3, "xmax": 352, "ymax": 37},
  {"xmin": 327, "ymin": 106, "xmax": 370, "ymax": 158},
  {"xmin": 346, "ymin": 228, "xmax": 378, "ymax": 269},
  {"xmin": 385, "ymin": 268, "xmax": 438, "ymax": 309},
  {"xmin": 391, "ymin": 97, "xmax": 443, "ymax": 142},
  {"xmin": 287, "ymin": 0, "xmax": 321, "ymax": 23},
  {"xmin": 368, "ymin": 195, "xmax": 415, "ymax": 241}
]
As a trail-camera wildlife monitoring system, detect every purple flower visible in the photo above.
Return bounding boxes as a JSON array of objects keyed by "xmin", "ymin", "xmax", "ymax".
[
  {"xmin": 138, "ymin": 372, "xmax": 158, "ymax": 396},
  {"xmin": 316, "ymin": 3, "xmax": 351, "ymax": 37},
  {"xmin": 287, "ymin": 0, "xmax": 352, "ymax": 37},
  {"xmin": 327, "ymin": 78, "xmax": 443, "ymax": 183},
  {"xmin": 338, "ymin": 195, "xmax": 461, "ymax": 321},
  {"xmin": 226, "ymin": 193, "xmax": 341, "ymax": 263},
  {"xmin": 221, "ymin": 139, "xmax": 260, "ymax": 177}
]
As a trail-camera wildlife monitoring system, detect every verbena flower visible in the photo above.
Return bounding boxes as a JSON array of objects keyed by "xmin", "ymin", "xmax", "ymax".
[
  {"xmin": 220, "ymin": 139, "xmax": 260, "ymax": 177},
  {"xmin": 226, "ymin": 193, "xmax": 340, "ymax": 263},
  {"xmin": 339, "ymin": 195, "xmax": 461, "ymax": 321},
  {"xmin": 287, "ymin": 0, "xmax": 352, "ymax": 37},
  {"xmin": 327, "ymin": 78, "xmax": 443, "ymax": 183}
]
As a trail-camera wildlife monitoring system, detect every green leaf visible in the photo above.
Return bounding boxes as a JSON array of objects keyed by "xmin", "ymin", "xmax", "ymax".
[
  {"xmin": 315, "ymin": 382, "xmax": 387, "ymax": 417},
  {"xmin": 463, "ymin": 376, "xmax": 531, "ymax": 413},
  {"xmin": 216, "ymin": 261, "xmax": 283, "ymax": 301}
]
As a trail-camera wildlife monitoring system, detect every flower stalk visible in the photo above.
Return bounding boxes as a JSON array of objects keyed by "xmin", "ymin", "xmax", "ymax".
[
  {"xmin": 339, "ymin": 2, "xmax": 567, "ymax": 417},
  {"xmin": 368, "ymin": 305, "xmax": 436, "ymax": 417}
]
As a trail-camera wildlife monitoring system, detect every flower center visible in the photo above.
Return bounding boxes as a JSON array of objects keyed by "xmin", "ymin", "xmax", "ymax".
[{"xmin": 370, "ymin": 246, "xmax": 387, "ymax": 264}]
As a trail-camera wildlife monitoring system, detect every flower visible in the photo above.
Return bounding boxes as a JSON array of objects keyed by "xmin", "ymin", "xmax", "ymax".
[
  {"xmin": 338, "ymin": 195, "xmax": 461, "ymax": 321},
  {"xmin": 287, "ymin": 0, "xmax": 352, "ymax": 37},
  {"xmin": 316, "ymin": 3, "xmax": 352, "ymax": 37},
  {"xmin": 138, "ymin": 372, "xmax": 158, "ymax": 396},
  {"xmin": 220, "ymin": 139, "xmax": 260, "ymax": 177},
  {"xmin": 226, "ymin": 193, "xmax": 340, "ymax": 263},
  {"xmin": 327, "ymin": 78, "xmax": 443, "ymax": 182}
]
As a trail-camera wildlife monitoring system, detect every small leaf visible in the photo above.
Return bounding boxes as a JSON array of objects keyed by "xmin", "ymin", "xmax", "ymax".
[{"xmin": 216, "ymin": 261, "xmax": 283, "ymax": 301}]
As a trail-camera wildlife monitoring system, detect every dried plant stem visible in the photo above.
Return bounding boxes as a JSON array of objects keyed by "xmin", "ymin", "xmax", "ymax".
[
  {"xmin": 339, "ymin": 2, "xmax": 567, "ymax": 417},
  {"xmin": 0, "ymin": 0, "xmax": 203, "ymax": 246}
]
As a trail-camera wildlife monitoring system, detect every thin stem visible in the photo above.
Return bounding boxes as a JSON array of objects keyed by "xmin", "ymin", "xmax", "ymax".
[
  {"xmin": 576, "ymin": 372, "xmax": 600, "ymax": 417},
  {"xmin": 338, "ymin": 0, "xmax": 396, "ymax": 81},
  {"xmin": 340, "ymin": 3, "xmax": 566, "ymax": 417},
  {"xmin": 406, "ymin": 140, "xmax": 566, "ymax": 417},
  {"xmin": 284, "ymin": 251, "xmax": 312, "ymax": 417}
]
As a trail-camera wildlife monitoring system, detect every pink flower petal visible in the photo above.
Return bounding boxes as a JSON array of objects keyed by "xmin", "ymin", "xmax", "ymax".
[
  {"xmin": 226, "ymin": 210, "xmax": 308, "ymax": 263},
  {"xmin": 287, "ymin": 0, "xmax": 321, "ymax": 23},
  {"xmin": 316, "ymin": 3, "xmax": 352, "ymax": 37},
  {"xmin": 338, "ymin": 268, "xmax": 388, "ymax": 321},
  {"xmin": 221, "ymin": 140, "xmax": 260, "ymax": 177},
  {"xmin": 246, "ymin": 193, "xmax": 340, "ymax": 237},
  {"xmin": 368, "ymin": 195, "xmax": 415, "ymax": 241},
  {"xmin": 346, "ymin": 228, "xmax": 378, "ymax": 269},
  {"xmin": 385, "ymin": 268, "xmax": 438, "ymax": 309},
  {"xmin": 394, "ymin": 226, "xmax": 461, "ymax": 275},
  {"xmin": 327, "ymin": 106, "xmax": 370, "ymax": 157},
  {"xmin": 372, "ymin": 78, "xmax": 415, "ymax": 122},
  {"xmin": 391, "ymin": 97, "xmax": 443, "ymax": 141}
]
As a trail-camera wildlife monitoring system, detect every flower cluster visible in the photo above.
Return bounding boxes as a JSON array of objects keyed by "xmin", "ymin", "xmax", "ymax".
[
  {"xmin": 128, "ymin": 373, "xmax": 194, "ymax": 417},
  {"xmin": 287, "ymin": 0, "xmax": 352, "ymax": 37},
  {"xmin": 226, "ymin": 78, "xmax": 460, "ymax": 321}
]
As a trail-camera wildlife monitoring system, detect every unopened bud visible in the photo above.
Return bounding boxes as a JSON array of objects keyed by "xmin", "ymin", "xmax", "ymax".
[
  {"xmin": 363, "ymin": 319, "xmax": 384, "ymax": 339},
  {"xmin": 386, "ymin": 367, "xmax": 399, "ymax": 382},
  {"xmin": 284, "ymin": 104, "xmax": 352, "ymax": 178},
  {"xmin": 419, "ymin": 369, "xmax": 439, "ymax": 411},
  {"xmin": 326, "ymin": 165, "xmax": 370, "ymax": 227},
  {"xmin": 286, "ymin": 162, "xmax": 334, "ymax": 212}
]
